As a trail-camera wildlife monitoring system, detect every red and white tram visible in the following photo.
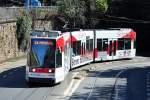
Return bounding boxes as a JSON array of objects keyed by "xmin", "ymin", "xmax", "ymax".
[
  {"xmin": 26, "ymin": 28, "xmax": 136, "ymax": 84},
  {"xmin": 95, "ymin": 28, "xmax": 136, "ymax": 61}
]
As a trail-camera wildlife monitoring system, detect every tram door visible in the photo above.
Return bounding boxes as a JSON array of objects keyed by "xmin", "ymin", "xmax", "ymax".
[{"xmin": 109, "ymin": 39, "xmax": 117, "ymax": 60}]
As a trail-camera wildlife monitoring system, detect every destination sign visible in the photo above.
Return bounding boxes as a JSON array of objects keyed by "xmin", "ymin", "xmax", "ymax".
[{"xmin": 32, "ymin": 41, "xmax": 53, "ymax": 45}]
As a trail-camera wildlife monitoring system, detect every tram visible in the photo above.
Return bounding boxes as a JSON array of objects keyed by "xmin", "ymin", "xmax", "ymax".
[{"xmin": 26, "ymin": 28, "xmax": 136, "ymax": 84}]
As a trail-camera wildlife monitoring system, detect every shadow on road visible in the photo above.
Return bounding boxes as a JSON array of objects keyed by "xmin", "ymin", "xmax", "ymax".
[
  {"xmin": 0, "ymin": 66, "xmax": 56, "ymax": 88},
  {"xmin": 69, "ymin": 66, "xmax": 150, "ymax": 100},
  {"xmin": 0, "ymin": 66, "xmax": 27, "ymax": 88},
  {"xmin": 137, "ymin": 53, "xmax": 150, "ymax": 57}
]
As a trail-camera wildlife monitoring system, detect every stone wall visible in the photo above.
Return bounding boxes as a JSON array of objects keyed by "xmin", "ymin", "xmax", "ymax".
[
  {"xmin": 0, "ymin": 20, "xmax": 52, "ymax": 62},
  {"xmin": 0, "ymin": 21, "xmax": 23, "ymax": 62},
  {"xmin": 34, "ymin": 20, "xmax": 52, "ymax": 30}
]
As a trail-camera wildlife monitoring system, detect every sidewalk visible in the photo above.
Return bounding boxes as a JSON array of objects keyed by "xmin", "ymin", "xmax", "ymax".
[{"xmin": 0, "ymin": 58, "xmax": 26, "ymax": 73}]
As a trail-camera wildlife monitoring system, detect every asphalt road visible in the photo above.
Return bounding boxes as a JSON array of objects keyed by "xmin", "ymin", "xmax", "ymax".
[
  {"xmin": 0, "ymin": 65, "xmax": 72, "ymax": 100},
  {"xmin": 69, "ymin": 59, "xmax": 150, "ymax": 100},
  {"xmin": 0, "ymin": 56, "xmax": 150, "ymax": 100}
]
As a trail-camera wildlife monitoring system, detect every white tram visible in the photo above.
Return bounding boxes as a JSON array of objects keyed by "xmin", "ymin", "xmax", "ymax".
[
  {"xmin": 95, "ymin": 29, "xmax": 136, "ymax": 61},
  {"xmin": 26, "ymin": 28, "xmax": 136, "ymax": 84}
]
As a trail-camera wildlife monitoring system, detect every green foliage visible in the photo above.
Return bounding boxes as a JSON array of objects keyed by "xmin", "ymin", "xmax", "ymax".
[
  {"xmin": 16, "ymin": 13, "xmax": 32, "ymax": 51},
  {"xmin": 57, "ymin": 0, "xmax": 85, "ymax": 18},
  {"xmin": 57, "ymin": 0, "xmax": 86, "ymax": 28},
  {"xmin": 96, "ymin": 0, "xmax": 108, "ymax": 13}
]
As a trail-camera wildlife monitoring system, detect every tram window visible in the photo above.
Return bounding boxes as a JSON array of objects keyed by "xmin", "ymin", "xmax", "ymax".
[
  {"xmin": 118, "ymin": 38, "xmax": 125, "ymax": 50},
  {"xmin": 86, "ymin": 39, "xmax": 93, "ymax": 52},
  {"xmin": 81, "ymin": 43, "xmax": 83, "ymax": 55},
  {"xmin": 97, "ymin": 39, "xmax": 102, "ymax": 51},
  {"xmin": 90, "ymin": 39, "xmax": 93, "ymax": 51},
  {"xmin": 86, "ymin": 39, "xmax": 90, "ymax": 51},
  {"xmin": 56, "ymin": 49, "xmax": 62, "ymax": 68},
  {"xmin": 81, "ymin": 43, "xmax": 86, "ymax": 55},
  {"xmin": 72, "ymin": 41, "xmax": 77, "ymax": 55},
  {"xmin": 125, "ymin": 38, "xmax": 131, "ymax": 49},
  {"xmin": 72, "ymin": 41, "xmax": 81, "ymax": 56},
  {"xmin": 83, "ymin": 43, "xmax": 86, "ymax": 54},
  {"xmin": 103, "ymin": 39, "xmax": 108, "ymax": 51},
  {"xmin": 77, "ymin": 41, "xmax": 81, "ymax": 55},
  {"xmin": 30, "ymin": 51, "xmax": 38, "ymax": 66}
]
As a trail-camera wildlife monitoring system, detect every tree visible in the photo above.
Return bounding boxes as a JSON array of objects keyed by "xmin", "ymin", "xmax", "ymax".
[
  {"xmin": 96, "ymin": 0, "xmax": 108, "ymax": 13},
  {"xmin": 57, "ymin": 0, "xmax": 86, "ymax": 28},
  {"xmin": 16, "ymin": 12, "xmax": 32, "ymax": 51}
]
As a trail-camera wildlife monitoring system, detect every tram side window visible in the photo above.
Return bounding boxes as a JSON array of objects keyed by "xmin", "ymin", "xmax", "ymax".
[
  {"xmin": 77, "ymin": 41, "xmax": 81, "ymax": 55},
  {"xmin": 118, "ymin": 38, "xmax": 125, "ymax": 50},
  {"xmin": 83, "ymin": 43, "xmax": 86, "ymax": 54},
  {"xmin": 56, "ymin": 49, "xmax": 62, "ymax": 68},
  {"xmin": 86, "ymin": 36, "xmax": 93, "ymax": 52},
  {"xmin": 86, "ymin": 39, "xmax": 93, "ymax": 52},
  {"xmin": 125, "ymin": 38, "xmax": 131, "ymax": 49},
  {"xmin": 103, "ymin": 39, "xmax": 108, "ymax": 51},
  {"xmin": 90, "ymin": 39, "xmax": 93, "ymax": 51},
  {"xmin": 86, "ymin": 39, "xmax": 90, "ymax": 51},
  {"xmin": 81, "ymin": 43, "xmax": 84, "ymax": 55},
  {"xmin": 72, "ymin": 41, "xmax": 81, "ymax": 56},
  {"xmin": 97, "ymin": 39, "xmax": 102, "ymax": 51},
  {"xmin": 72, "ymin": 41, "xmax": 77, "ymax": 56}
]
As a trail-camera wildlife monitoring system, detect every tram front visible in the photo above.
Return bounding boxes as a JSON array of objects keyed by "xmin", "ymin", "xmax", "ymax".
[{"xmin": 26, "ymin": 36, "xmax": 64, "ymax": 84}]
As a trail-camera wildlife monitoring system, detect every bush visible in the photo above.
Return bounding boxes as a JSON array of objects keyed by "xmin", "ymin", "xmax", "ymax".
[
  {"xmin": 16, "ymin": 13, "xmax": 32, "ymax": 51},
  {"xmin": 96, "ymin": 0, "xmax": 108, "ymax": 13}
]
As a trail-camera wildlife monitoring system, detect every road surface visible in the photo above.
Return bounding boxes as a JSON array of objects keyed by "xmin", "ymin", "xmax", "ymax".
[
  {"xmin": 0, "ymin": 59, "xmax": 73, "ymax": 100},
  {"xmin": 68, "ymin": 56, "xmax": 150, "ymax": 100},
  {"xmin": 0, "ymin": 56, "xmax": 150, "ymax": 100}
]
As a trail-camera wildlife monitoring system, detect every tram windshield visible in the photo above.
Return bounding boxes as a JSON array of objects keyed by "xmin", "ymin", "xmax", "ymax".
[{"xmin": 29, "ymin": 39, "xmax": 56, "ymax": 68}]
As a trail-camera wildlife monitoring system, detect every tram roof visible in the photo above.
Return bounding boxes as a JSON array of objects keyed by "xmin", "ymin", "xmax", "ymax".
[{"xmin": 30, "ymin": 30, "xmax": 61, "ymax": 39}]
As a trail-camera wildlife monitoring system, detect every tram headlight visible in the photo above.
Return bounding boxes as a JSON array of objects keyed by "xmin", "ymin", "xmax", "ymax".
[
  {"xmin": 48, "ymin": 69, "xmax": 55, "ymax": 73},
  {"xmin": 32, "ymin": 68, "xmax": 36, "ymax": 72},
  {"xmin": 49, "ymin": 69, "xmax": 52, "ymax": 73}
]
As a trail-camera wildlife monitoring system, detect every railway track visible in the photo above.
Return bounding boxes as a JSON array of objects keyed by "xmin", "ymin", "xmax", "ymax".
[
  {"xmin": 85, "ymin": 67, "xmax": 128, "ymax": 100},
  {"xmin": 110, "ymin": 69, "xmax": 127, "ymax": 100},
  {"xmin": 68, "ymin": 58, "xmax": 150, "ymax": 100}
]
